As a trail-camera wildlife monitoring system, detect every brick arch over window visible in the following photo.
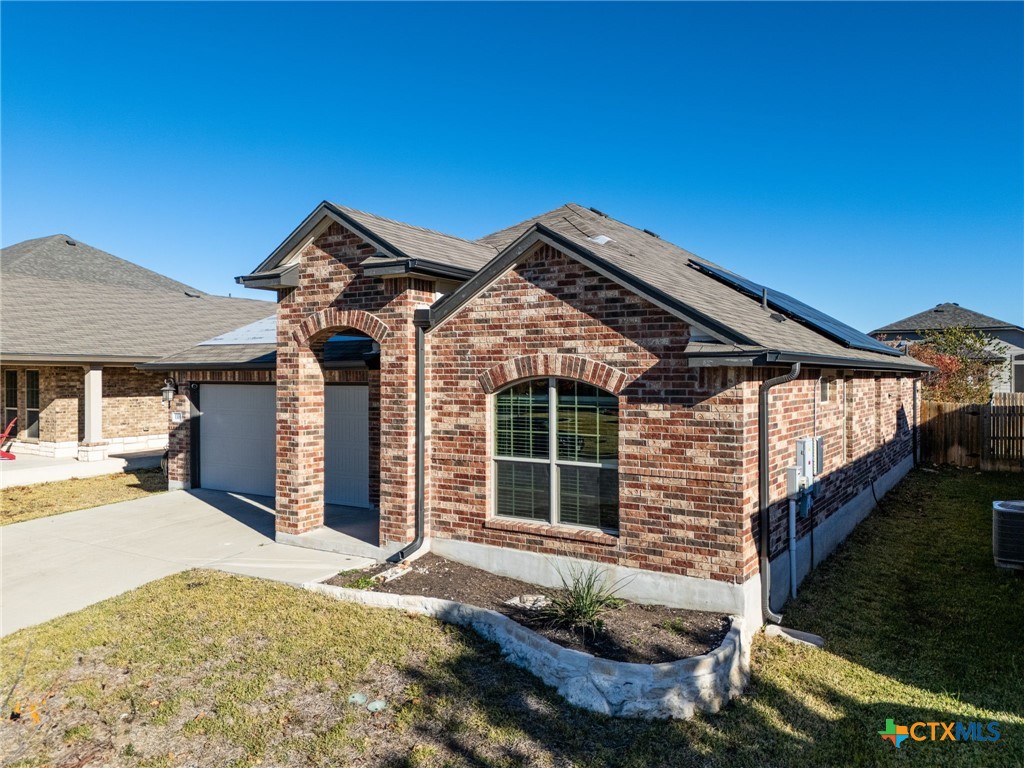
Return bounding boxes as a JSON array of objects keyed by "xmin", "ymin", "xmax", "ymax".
[
  {"xmin": 292, "ymin": 308, "xmax": 391, "ymax": 346},
  {"xmin": 478, "ymin": 354, "xmax": 629, "ymax": 395}
]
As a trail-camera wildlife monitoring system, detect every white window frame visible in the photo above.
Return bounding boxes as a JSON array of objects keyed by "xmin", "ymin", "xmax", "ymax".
[{"xmin": 492, "ymin": 377, "xmax": 619, "ymax": 533}]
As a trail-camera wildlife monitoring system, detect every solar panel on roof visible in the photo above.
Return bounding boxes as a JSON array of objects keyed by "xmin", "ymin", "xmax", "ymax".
[{"xmin": 690, "ymin": 261, "xmax": 902, "ymax": 357}]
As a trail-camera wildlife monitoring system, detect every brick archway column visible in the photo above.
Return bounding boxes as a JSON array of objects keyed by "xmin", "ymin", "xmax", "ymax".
[
  {"xmin": 276, "ymin": 308, "xmax": 391, "ymax": 536},
  {"xmin": 478, "ymin": 353, "xmax": 629, "ymax": 395}
]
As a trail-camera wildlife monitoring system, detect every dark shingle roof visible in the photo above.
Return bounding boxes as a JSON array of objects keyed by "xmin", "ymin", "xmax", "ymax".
[
  {"xmin": 332, "ymin": 204, "xmax": 497, "ymax": 273},
  {"xmin": 871, "ymin": 303, "xmax": 1023, "ymax": 334},
  {"xmin": 477, "ymin": 204, "xmax": 929, "ymax": 370},
  {"xmin": 1, "ymin": 235, "xmax": 276, "ymax": 361},
  {"xmin": 241, "ymin": 202, "xmax": 931, "ymax": 372}
]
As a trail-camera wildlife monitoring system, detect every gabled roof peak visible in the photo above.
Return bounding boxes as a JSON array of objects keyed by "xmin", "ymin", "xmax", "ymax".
[{"xmin": 872, "ymin": 303, "xmax": 1022, "ymax": 334}]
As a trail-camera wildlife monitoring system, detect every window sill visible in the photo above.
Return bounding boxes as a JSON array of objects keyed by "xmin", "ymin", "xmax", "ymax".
[{"xmin": 484, "ymin": 517, "xmax": 619, "ymax": 546}]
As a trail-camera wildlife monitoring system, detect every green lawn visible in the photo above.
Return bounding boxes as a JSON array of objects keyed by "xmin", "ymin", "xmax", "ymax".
[{"xmin": 1, "ymin": 467, "xmax": 1021, "ymax": 767}]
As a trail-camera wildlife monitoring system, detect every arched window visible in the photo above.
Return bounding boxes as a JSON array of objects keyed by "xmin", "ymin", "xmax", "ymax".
[{"xmin": 494, "ymin": 378, "xmax": 618, "ymax": 531}]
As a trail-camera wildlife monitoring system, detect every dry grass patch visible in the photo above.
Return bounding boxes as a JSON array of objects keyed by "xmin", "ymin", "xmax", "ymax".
[
  {"xmin": 1, "ymin": 468, "xmax": 1021, "ymax": 767},
  {"xmin": 1, "ymin": 469, "xmax": 166, "ymax": 525}
]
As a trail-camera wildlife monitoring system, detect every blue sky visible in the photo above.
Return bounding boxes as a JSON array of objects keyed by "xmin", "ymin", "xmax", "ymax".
[{"xmin": 3, "ymin": 2, "xmax": 1021, "ymax": 332}]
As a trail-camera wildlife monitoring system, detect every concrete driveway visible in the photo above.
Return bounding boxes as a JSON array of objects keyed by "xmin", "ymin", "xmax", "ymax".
[{"xmin": 0, "ymin": 490, "xmax": 374, "ymax": 636}]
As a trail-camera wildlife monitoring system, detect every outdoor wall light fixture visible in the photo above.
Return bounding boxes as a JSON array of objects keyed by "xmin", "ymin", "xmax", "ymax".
[{"xmin": 161, "ymin": 378, "xmax": 178, "ymax": 404}]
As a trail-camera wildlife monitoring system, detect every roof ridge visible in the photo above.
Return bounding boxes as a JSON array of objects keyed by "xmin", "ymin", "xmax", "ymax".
[
  {"xmin": 330, "ymin": 203, "xmax": 499, "ymax": 253},
  {"xmin": 577, "ymin": 204, "xmax": 705, "ymax": 257},
  {"xmin": 477, "ymin": 203, "xmax": 577, "ymax": 243},
  {"xmin": 872, "ymin": 302, "xmax": 1022, "ymax": 333},
  {"xmin": 2, "ymin": 233, "xmax": 209, "ymax": 295}
]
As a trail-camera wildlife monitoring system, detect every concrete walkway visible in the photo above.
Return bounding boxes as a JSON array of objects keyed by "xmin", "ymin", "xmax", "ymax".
[
  {"xmin": 0, "ymin": 450, "xmax": 162, "ymax": 489},
  {"xmin": 0, "ymin": 490, "xmax": 374, "ymax": 636}
]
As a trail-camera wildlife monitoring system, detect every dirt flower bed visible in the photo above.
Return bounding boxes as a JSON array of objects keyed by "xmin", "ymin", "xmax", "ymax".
[{"xmin": 327, "ymin": 554, "xmax": 729, "ymax": 664}]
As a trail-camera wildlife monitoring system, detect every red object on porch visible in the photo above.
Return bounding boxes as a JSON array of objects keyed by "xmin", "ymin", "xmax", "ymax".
[{"xmin": 0, "ymin": 418, "xmax": 17, "ymax": 460}]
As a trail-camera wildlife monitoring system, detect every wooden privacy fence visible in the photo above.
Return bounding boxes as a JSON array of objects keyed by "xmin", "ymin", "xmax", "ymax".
[{"xmin": 921, "ymin": 393, "xmax": 1024, "ymax": 471}]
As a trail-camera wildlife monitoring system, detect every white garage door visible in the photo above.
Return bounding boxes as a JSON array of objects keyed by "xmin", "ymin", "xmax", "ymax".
[
  {"xmin": 199, "ymin": 383, "xmax": 369, "ymax": 506},
  {"xmin": 199, "ymin": 384, "xmax": 276, "ymax": 497},
  {"xmin": 324, "ymin": 385, "xmax": 370, "ymax": 507}
]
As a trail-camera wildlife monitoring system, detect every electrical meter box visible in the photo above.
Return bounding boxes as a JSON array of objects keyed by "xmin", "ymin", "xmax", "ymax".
[
  {"xmin": 796, "ymin": 438, "xmax": 816, "ymax": 481},
  {"xmin": 788, "ymin": 437, "xmax": 825, "ymax": 498}
]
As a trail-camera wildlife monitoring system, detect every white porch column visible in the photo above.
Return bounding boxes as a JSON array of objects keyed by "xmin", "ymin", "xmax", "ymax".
[{"xmin": 79, "ymin": 365, "xmax": 105, "ymax": 461}]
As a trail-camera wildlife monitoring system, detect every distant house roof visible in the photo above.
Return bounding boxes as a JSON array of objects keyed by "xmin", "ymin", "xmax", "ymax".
[
  {"xmin": 241, "ymin": 201, "xmax": 929, "ymax": 373},
  {"xmin": 1, "ymin": 235, "xmax": 276, "ymax": 363},
  {"xmin": 871, "ymin": 303, "xmax": 1024, "ymax": 335}
]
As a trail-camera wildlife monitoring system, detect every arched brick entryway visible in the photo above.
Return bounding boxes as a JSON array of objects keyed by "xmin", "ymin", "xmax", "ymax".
[{"xmin": 276, "ymin": 309, "xmax": 390, "ymax": 537}]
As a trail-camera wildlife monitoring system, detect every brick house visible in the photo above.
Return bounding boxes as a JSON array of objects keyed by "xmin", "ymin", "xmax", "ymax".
[
  {"xmin": 0, "ymin": 235, "xmax": 273, "ymax": 460},
  {"xmin": 149, "ymin": 202, "xmax": 929, "ymax": 629}
]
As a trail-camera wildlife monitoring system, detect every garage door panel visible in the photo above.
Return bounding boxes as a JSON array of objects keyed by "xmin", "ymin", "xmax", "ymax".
[
  {"xmin": 325, "ymin": 386, "xmax": 369, "ymax": 507},
  {"xmin": 200, "ymin": 383, "xmax": 368, "ymax": 506},
  {"xmin": 199, "ymin": 385, "xmax": 276, "ymax": 497}
]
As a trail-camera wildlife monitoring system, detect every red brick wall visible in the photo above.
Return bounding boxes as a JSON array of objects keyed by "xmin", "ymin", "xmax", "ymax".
[
  {"xmin": 424, "ymin": 244, "xmax": 917, "ymax": 585},
  {"xmin": 426, "ymin": 244, "xmax": 754, "ymax": 584},
  {"xmin": 751, "ymin": 369, "xmax": 917, "ymax": 563},
  {"xmin": 275, "ymin": 222, "xmax": 431, "ymax": 542}
]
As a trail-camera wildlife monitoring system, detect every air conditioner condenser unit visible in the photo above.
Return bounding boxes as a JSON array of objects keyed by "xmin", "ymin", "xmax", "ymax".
[{"xmin": 993, "ymin": 501, "xmax": 1024, "ymax": 571}]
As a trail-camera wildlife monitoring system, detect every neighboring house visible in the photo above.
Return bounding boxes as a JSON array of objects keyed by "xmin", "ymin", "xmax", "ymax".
[
  {"xmin": 871, "ymin": 303, "xmax": 1024, "ymax": 394},
  {"xmin": 147, "ymin": 201, "xmax": 929, "ymax": 631},
  {"xmin": 0, "ymin": 235, "xmax": 274, "ymax": 460}
]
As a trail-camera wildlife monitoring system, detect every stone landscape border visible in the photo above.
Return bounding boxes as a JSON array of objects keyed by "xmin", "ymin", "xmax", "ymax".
[{"xmin": 304, "ymin": 581, "xmax": 750, "ymax": 719}]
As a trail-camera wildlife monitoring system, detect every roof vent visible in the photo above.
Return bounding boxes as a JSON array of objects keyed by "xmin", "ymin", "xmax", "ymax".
[
  {"xmin": 589, "ymin": 207, "xmax": 608, "ymax": 218},
  {"xmin": 65, "ymin": 239, "xmax": 77, "ymax": 247},
  {"xmin": 589, "ymin": 235, "xmax": 613, "ymax": 246},
  {"xmin": 770, "ymin": 312, "xmax": 787, "ymax": 323},
  {"xmin": 643, "ymin": 229, "xmax": 660, "ymax": 239}
]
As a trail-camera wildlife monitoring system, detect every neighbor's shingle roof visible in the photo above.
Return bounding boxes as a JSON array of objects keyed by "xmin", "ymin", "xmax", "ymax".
[
  {"xmin": 145, "ymin": 343, "xmax": 278, "ymax": 368},
  {"xmin": 1, "ymin": 235, "xmax": 276, "ymax": 361},
  {"xmin": 871, "ymin": 303, "xmax": 1023, "ymax": 335}
]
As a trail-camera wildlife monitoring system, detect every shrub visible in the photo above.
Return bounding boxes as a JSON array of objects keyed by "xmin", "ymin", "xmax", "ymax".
[
  {"xmin": 905, "ymin": 325, "xmax": 1008, "ymax": 403},
  {"xmin": 539, "ymin": 563, "xmax": 627, "ymax": 638}
]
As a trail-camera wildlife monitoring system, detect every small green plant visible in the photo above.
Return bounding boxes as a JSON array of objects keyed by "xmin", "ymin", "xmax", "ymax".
[
  {"xmin": 539, "ymin": 563, "xmax": 627, "ymax": 638},
  {"xmin": 346, "ymin": 575, "xmax": 377, "ymax": 590},
  {"xmin": 63, "ymin": 724, "xmax": 93, "ymax": 744}
]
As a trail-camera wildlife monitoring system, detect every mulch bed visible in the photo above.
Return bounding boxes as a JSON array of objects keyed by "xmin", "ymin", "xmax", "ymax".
[{"xmin": 326, "ymin": 554, "xmax": 730, "ymax": 664}]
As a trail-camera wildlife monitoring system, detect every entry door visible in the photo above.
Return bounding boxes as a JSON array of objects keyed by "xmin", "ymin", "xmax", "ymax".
[
  {"xmin": 199, "ymin": 384, "xmax": 276, "ymax": 497},
  {"xmin": 324, "ymin": 385, "xmax": 370, "ymax": 507}
]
